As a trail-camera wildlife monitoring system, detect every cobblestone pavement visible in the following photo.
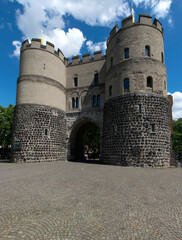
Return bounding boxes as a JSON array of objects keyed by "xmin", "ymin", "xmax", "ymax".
[{"xmin": 0, "ymin": 161, "xmax": 182, "ymax": 240}]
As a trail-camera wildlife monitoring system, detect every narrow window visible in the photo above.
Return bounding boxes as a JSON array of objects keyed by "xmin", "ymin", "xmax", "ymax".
[
  {"xmin": 147, "ymin": 76, "xmax": 153, "ymax": 88},
  {"xmin": 72, "ymin": 98, "xmax": 75, "ymax": 108},
  {"xmin": 161, "ymin": 52, "xmax": 164, "ymax": 63},
  {"xmin": 110, "ymin": 57, "xmax": 113, "ymax": 67},
  {"xmin": 124, "ymin": 78, "xmax": 130, "ymax": 90},
  {"xmin": 124, "ymin": 48, "xmax": 129, "ymax": 59},
  {"xmin": 151, "ymin": 124, "xmax": 155, "ymax": 133},
  {"xmin": 109, "ymin": 85, "xmax": 112, "ymax": 96},
  {"xmin": 94, "ymin": 72, "xmax": 98, "ymax": 85},
  {"xmin": 145, "ymin": 45, "xmax": 150, "ymax": 57},
  {"xmin": 139, "ymin": 104, "xmax": 142, "ymax": 113},
  {"xmin": 76, "ymin": 97, "xmax": 79, "ymax": 108},
  {"xmin": 44, "ymin": 129, "xmax": 48, "ymax": 136},
  {"xmin": 164, "ymin": 81, "xmax": 166, "ymax": 90},
  {"xmin": 74, "ymin": 75, "xmax": 78, "ymax": 87},
  {"xmin": 93, "ymin": 95, "xmax": 97, "ymax": 107},
  {"xmin": 97, "ymin": 95, "xmax": 100, "ymax": 107}
]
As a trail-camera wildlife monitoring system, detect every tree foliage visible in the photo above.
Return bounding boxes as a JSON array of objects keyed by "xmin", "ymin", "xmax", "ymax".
[
  {"xmin": 0, "ymin": 104, "xmax": 14, "ymax": 148},
  {"xmin": 85, "ymin": 126, "xmax": 100, "ymax": 152},
  {"xmin": 172, "ymin": 118, "xmax": 182, "ymax": 153}
]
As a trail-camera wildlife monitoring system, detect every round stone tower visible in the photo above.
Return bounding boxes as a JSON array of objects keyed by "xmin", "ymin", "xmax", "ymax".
[
  {"xmin": 12, "ymin": 39, "xmax": 67, "ymax": 162},
  {"xmin": 102, "ymin": 14, "xmax": 170, "ymax": 167}
]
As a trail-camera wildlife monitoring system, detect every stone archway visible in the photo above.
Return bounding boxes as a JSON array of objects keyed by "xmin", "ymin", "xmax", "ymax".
[{"xmin": 68, "ymin": 118, "xmax": 101, "ymax": 161}]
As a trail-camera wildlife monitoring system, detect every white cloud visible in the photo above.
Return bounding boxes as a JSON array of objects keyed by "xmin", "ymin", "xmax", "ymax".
[
  {"xmin": 86, "ymin": 40, "xmax": 106, "ymax": 54},
  {"xmin": 168, "ymin": 16, "xmax": 173, "ymax": 27},
  {"xmin": 44, "ymin": 28, "xmax": 86, "ymax": 57},
  {"xmin": 11, "ymin": 41, "xmax": 21, "ymax": 57},
  {"xmin": 11, "ymin": 0, "xmax": 173, "ymax": 57},
  {"xmin": 168, "ymin": 92, "xmax": 182, "ymax": 120},
  {"xmin": 152, "ymin": 0, "xmax": 172, "ymax": 18},
  {"xmin": 132, "ymin": 0, "xmax": 172, "ymax": 18}
]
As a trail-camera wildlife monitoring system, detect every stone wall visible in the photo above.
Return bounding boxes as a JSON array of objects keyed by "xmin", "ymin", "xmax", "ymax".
[
  {"xmin": 11, "ymin": 104, "xmax": 66, "ymax": 163},
  {"xmin": 102, "ymin": 93, "xmax": 170, "ymax": 167}
]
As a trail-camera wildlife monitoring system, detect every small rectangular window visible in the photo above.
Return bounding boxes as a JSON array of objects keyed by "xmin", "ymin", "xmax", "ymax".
[
  {"xmin": 72, "ymin": 98, "xmax": 75, "ymax": 108},
  {"xmin": 147, "ymin": 77, "xmax": 153, "ymax": 88},
  {"xmin": 109, "ymin": 85, "xmax": 112, "ymax": 96},
  {"xmin": 124, "ymin": 78, "xmax": 129, "ymax": 90},
  {"xmin": 93, "ymin": 95, "xmax": 97, "ymax": 107},
  {"xmin": 151, "ymin": 124, "xmax": 155, "ymax": 133},
  {"xmin": 44, "ymin": 129, "xmax": 48, "ymax": 136},
  {"xmin": 161, "ymin": 52, "xmax": 164, "ymax": 63},
  {"xmin": 76, "ymin": 97, "xmax": 79, "ymax": 108},
  {"xmin": 145, "ymin": 46, "xmax": 150, "ymax": 57},
  {"xmin": 97, "ymin": 95, "xmax": 100, "ymax": 107},
  {"xmin": 110, "ymin": 57, "xmax": 113, "ymax": 67},
  {"xmin": 74, "ymin": 77, "xmax": 78, "ymax": 87},
  {"xmin": 94, "ymin": 73, "xmax": 98, "ymax": 85},
  {"xmin": 124, "ymin": 48, "xmax": 129, "ymax": 59},
  {"xmin": 139, "ymin": 104, "xmax": 142, "ymax": 113}
]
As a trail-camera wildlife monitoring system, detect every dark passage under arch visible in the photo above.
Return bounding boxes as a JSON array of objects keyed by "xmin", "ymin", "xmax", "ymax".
[{"xmin": 68, "ymin": 119, "xmax": 100, "ymax": 161}]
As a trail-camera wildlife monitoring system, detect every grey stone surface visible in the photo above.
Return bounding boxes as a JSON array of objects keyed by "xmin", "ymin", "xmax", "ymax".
[
  {"xmin": 0, "ymin": 161, "xmax": 182, "ymax": 240},
  {"xmin": 12, "ymin": 104, "xmax": 66, "ymax": 163},
  {"xmin": 102, "ymin": 93, "xmax": 170, "ymax": 167}
]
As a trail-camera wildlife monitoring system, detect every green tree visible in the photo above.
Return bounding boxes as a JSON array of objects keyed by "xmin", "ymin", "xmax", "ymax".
[
  {"xmin": 172, "ymin": 118, "xmax": 182, "ymax": 153},
  {"xmin": 85, "ymin": 126, "xmax": 100, "ymax": 152},
  {"xmin": 0, "ymin": 104, "xmax": 14, "ymax": 148}
]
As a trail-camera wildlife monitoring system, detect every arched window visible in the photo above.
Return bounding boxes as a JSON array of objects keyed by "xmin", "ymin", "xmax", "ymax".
[
  {"xmin": 74, "ymin": 75, "xmax": 78, "ymax": 87},
  {"xmin": 72, "ymin": 98, "xmax": 75, "ymax": 108},
  {"xmin": 97, "ymin": 95, "xmax": 100, "ymax": 107},
  {"xmin": 124, "ymin": 48, "xmax": 129, "ymax": 59},
  {"xmin": 147, "ymin": 76, "xmax": 153, "ymax": 88},
  {"xmin": 93, "ymin": 95, "xmax": 97, "ymax": 107},
  {"xmin": 145, "ymin": 45, "xmax": 150, "ymax": 57},
  {"xmin": 110, "ymin": 57, "xmax": 113, "ymax": 67},
  {"xmin": 94, "ymin": 72, "xmax": 99, "ymax": 85},
  {"xmin": 76, "ymin": 97, "xmax": 79, "ymax": 108},
  {"xmin": 124, "ymin": 78, "xmax": 129, "ymax": 90}
]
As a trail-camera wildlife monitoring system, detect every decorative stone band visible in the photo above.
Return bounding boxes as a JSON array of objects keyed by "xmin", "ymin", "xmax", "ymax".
[
  {"xmin": 17, "ymin": 75, "xmax": 66, "ymax": 94},
  {"xmin": 102, "ymin": 93, "xmax": 171, "ymax": 167},
  {"xmin": 11, "ymin": 104, "xmax": 66, "ymax": 163}
]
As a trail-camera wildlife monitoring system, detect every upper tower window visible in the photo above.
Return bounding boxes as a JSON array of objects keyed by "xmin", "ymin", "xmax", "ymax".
[
  {"xmin": 76, "ymin": 97, "xmax": 79, "ymax": 108},
  {"xmin": 145, "ymin": 46, "xmax": 150, "ymax": 57},
  {"xmin": 109, "ymin": 85, "xmax": 112, "ymax": 96},
  {"xmin": 110, "ymin": 57, "xmax": 113, "ymax": 67},
  {"xmin": 147, "ymin": 76, "xmax": 153, "ymax": 88},
  {"xmin": 72, "ymin": 98, "xmax": 75, "ymax": 108},
  {"xmin": 94, "ymin": 72, "xmax": 99, "ymax": 85},
  {"xmin": 93, "ymin": 95, "xmax": 100, "ymax": 107},
  {"xmin": 74, "ymin": 75, "xmax": 78, "ymax": 87},
  {"xmin": 161, "ymin": 52, "xmax": 164, "ymax": 63},
  {"xmin": 124, "ymin": 78, "xmax": 130, "ymax": 90},
  {"xmin": 124, "ymin": 48, "xmax": 129, "ymax": 59},
  {"xmin": 93, "ymin": 95, "xmax": 97, "ymax": 107}
]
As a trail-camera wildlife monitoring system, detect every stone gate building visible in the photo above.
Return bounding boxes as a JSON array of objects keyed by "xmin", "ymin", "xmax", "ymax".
[{"xmin": 12, "ymin": 14, "xmax": 171, "ymax": 167}]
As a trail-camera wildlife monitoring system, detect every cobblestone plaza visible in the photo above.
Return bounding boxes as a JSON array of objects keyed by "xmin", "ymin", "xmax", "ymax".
[{"xmin": 0, "ymin": 161, "xmax": 182, "ymax": 239}]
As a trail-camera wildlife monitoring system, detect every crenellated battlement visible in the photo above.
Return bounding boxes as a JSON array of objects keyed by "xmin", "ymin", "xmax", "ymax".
[
  {"xmin": 21, "ymin": 38, "xmax": 105, "ymax": 67},
  {"xmin": 21, "ymin": 38, "xmax": 65, "ymax": 62},
  {"xmin": 107, "ymin": 14, "xmax": 163, "ymax": 45},
  {"xmin": 66, "ymin": 51, "xmax": 105, "ymax": 66}
]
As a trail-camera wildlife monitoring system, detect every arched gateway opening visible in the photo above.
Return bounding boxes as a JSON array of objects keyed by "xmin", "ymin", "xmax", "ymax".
[{"xmin": 68, "ymin": 118, "xmax": 101, "ymax": 161}]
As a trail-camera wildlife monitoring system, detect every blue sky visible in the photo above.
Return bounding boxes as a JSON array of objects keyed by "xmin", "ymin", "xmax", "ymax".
[{"xmin": 0, "ymin": 0, "xmax": 181, "ymax": 119}]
